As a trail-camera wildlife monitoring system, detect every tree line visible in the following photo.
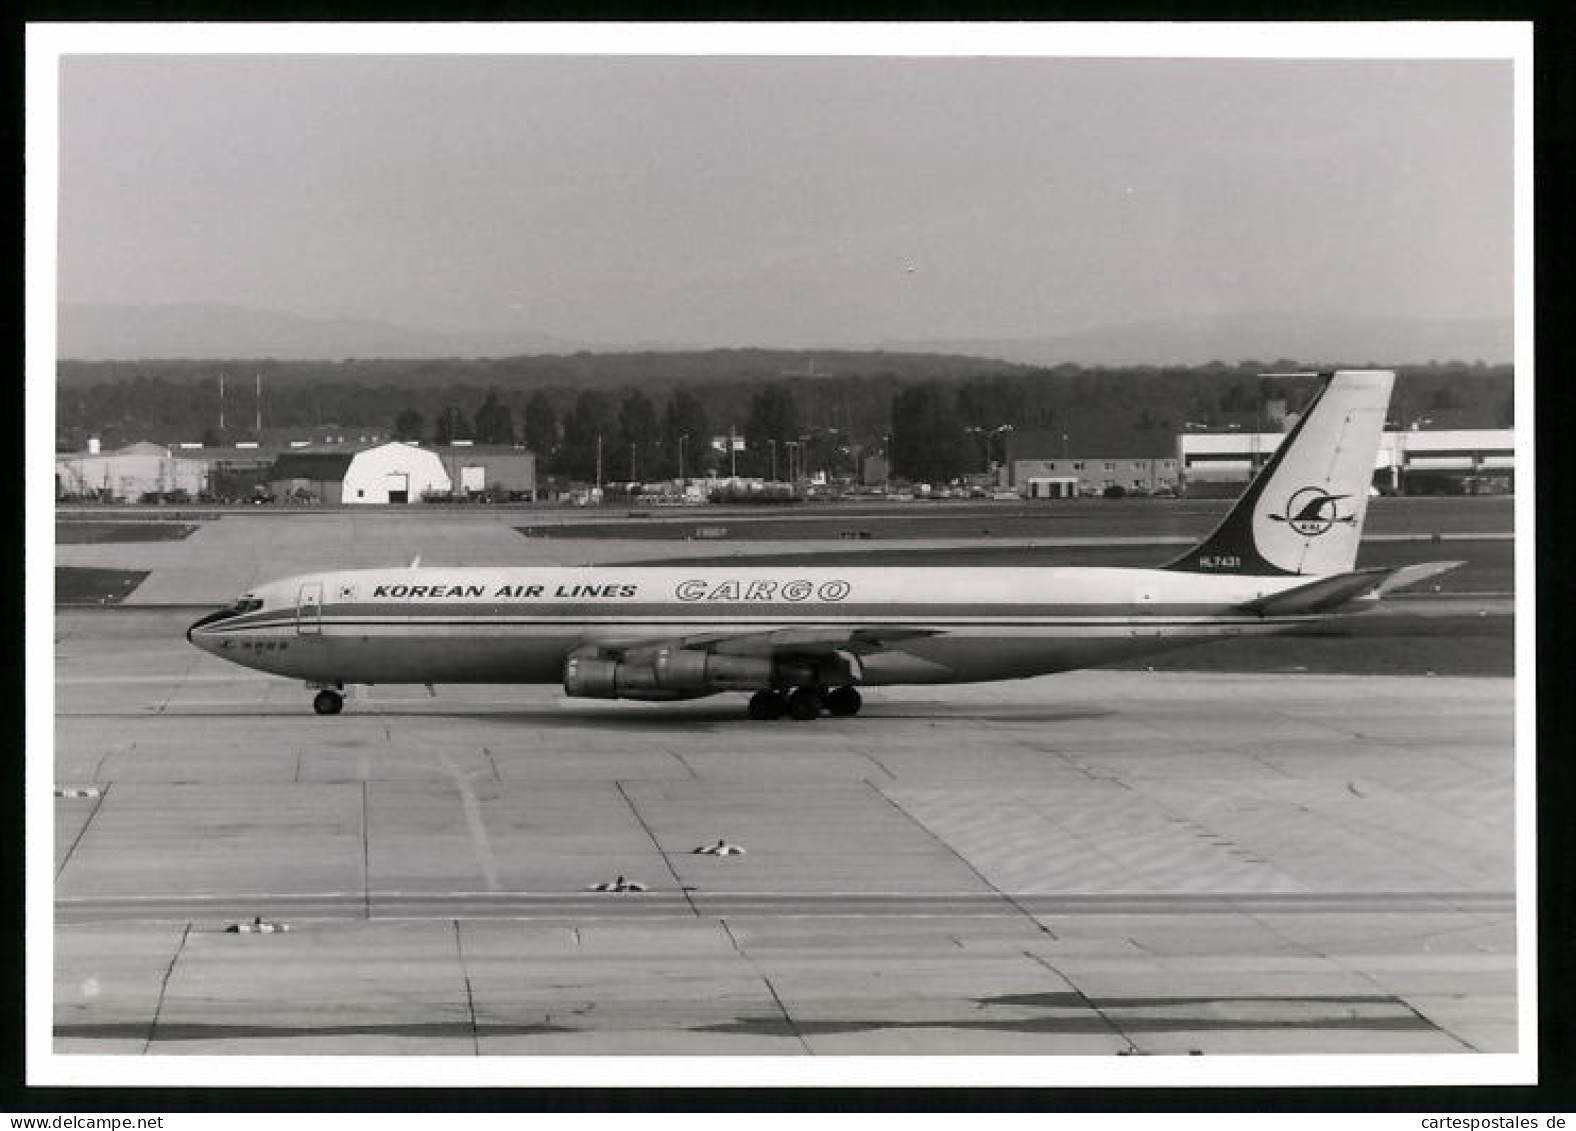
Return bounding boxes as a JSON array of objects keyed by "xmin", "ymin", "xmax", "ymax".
[{"xmin": 56, "ymin": 360, "xmax": 1514, "ymax": 484}]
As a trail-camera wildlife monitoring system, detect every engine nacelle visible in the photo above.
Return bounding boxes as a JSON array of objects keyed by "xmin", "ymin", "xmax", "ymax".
[
  {"xmin": 563, "ymin": 648, "xmax": 811, "ymax": 701},
  {"xmin": 563, "ymin": 656, "xmax": 680, "ymax": 700},
  {"xmin": 653, "ymin": 648, "xmax": 779, "ymax": 690}
]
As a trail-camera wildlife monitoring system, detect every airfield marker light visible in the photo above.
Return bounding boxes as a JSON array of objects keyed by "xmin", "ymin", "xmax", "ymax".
[{"xmin": 588, "ymin": 875, "xmax": 648, "ymax": 893}]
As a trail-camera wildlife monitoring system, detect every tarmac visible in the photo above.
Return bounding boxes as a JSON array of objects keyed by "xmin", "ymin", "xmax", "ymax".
[
  {"xmin": 50, "ymin": 616, "xmax": 1518, "ymax": 1069},
  {"xmin": 44, "ymin": 507, "xmax": 1525, "ymax": 1082}
]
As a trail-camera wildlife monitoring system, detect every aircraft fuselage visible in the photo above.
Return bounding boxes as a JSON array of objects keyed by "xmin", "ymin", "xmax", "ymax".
[{"xmin": 188, "ymin": 563, "xmax": 1323, "ymax": 688}]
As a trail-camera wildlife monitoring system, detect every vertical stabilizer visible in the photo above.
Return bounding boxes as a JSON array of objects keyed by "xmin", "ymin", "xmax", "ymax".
[{"xmin": 1166, "ymin": 369, "xmax": 1394, "ymax": 577}]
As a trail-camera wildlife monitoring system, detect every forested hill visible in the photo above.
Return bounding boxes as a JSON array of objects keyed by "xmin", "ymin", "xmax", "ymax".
[
  {"xmin": 56, "ymin": 354, "xmax": 1514, "ymax": 464},
  {"xmin": 56, "ymin": 349, "xmax": 1034, "ymax": 392}
]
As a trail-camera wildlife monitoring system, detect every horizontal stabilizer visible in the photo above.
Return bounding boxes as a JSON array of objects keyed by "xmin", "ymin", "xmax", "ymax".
[
  {"xmin": 1237, "ymin": 561, "xmax": 1462, "ymax": 617},
  {"xmin": 1367, "ymin": 560, "xmax": 1466, "ymax": 598}
]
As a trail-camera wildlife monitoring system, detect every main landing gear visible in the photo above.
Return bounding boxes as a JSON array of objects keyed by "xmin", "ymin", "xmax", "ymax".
[
  {"xmin": 747, "ymin": 686, "xmax": 862, "ymax": 721},
  {"xmin": 312, "ymin": 688, "xmax": 344, "ymax": 715}
]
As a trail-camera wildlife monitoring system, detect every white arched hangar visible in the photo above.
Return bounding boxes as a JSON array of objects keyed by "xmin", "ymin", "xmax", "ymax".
[
  {"xmin": 341, "ymin": 442, "xmax": 451, "ymax": 504},
  {"xmin": 272, "ymin": 442, "xmax": 452, "ymax": 504}
]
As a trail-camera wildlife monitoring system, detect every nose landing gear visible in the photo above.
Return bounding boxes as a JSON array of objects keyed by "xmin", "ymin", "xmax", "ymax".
[{"xmin": 312, "ymin": 688, "xmax": 344, "ymax": 715}]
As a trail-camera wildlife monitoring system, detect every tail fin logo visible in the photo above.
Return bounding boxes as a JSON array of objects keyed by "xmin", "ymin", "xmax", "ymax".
[{"xmin": 1269, "ymin": 487, "xmax": 1356, "ymax": 537}]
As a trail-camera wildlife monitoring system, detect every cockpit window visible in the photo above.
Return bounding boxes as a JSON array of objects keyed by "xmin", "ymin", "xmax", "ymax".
[{"xmin": 232, "ymin": 596, "xmax": 264, "ymax": 613}]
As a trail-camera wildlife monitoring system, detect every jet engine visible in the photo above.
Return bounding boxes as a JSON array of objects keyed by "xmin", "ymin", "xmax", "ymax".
[{"xmin": 563, "ymin": 648, "xmax": 814, "ymax": 701}]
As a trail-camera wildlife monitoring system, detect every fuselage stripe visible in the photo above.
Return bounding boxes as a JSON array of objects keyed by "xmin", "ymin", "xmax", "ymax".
[{"xmin": 210, "ymin": 614, "xmax": 1313, "ymax": 633}]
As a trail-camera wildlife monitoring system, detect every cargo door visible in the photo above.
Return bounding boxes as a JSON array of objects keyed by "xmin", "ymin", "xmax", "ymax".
[
  {"xmin": 387, "ymin": 471, "xmax": 410, "ymax": 504},
  {"xmin": 297, "ymin": 580, "xmax": 324, "ymax": 635}
]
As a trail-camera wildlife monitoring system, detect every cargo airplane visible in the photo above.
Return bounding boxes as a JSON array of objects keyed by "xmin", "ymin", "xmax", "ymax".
[{"xmin": 188, "ymin": 369, "xmax": 1457, "ymax": 720}]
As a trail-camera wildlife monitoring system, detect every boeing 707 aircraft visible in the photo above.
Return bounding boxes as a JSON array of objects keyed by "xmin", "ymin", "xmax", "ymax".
[{"xmin": 188, "ymin": 369, "xmax": 1458, "ymax": 720}]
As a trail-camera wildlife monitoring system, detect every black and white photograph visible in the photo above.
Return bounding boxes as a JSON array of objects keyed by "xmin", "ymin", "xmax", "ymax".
[{"xmin": 28, "ymin": 22, "xmax": 1532, "ymax": 1091}]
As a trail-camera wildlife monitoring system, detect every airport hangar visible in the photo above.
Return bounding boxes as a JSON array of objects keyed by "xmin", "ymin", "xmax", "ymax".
[{"xmin": 267, "ymin": 442, "xmax": 538, "ymax": 503}]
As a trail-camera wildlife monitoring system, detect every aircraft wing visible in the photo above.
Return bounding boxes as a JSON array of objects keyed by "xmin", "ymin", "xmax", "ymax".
[
  {"xmin": 692, "ymin": 625, "xmax": 939, "ymax": 656},
  {"xmin": 609, "ymin": 625, "xmax": 940, "ymax": 664},
  {"xmin": 1237, "ymin": 561, "xmax": 1463, "ymax": 617}
]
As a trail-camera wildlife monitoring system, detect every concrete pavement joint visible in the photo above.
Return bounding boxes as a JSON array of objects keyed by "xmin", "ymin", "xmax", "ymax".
[
  {"xmin": 1049, "ymin": 746, "xmax": 1135, "ymax": 790},
  {"xmin": 615, "ymin": 780, "xmax": 698, "ymax": 916},
  {"xmin": 360, "ymin": 782, "xmax": 370, "ymax": 920},
  {"xmin": 868, "ymin": 780, "xmax": 1058, "ymax": 940},
  {"xmin": 453, "ymin": 920, "xmax": 480, "ymax": 1056},
  {"xmin": 92, "ymin": 742, "xmax": 127, "ymax": 783},
  {"xmin": 860, "ymin": 751, "xmax": 899, "ymax": 780},
  {"xmin": 1324, "ymin": 953, "xmax": 1480, "ymax": 1053},
  {"xmin": 719, "ymin": 918, "xmax": 812, "ymax": 1054},
  {"xmin": 56, "ymin": 781, "xmax": 111, "ymax": 882},
  {"xmin": 1023, "ymin": 949, "xmax": 1138, "ymax": 1055},
  {"xmin": 144, "ymin": 921, "xmax": 191, "ymax": 1055},
  {"xmin": 149, "ymin": 650, "xmax": 203, "ymax": 716},
  {"xmin": 670, "ymin": 750, "xmax": 701, "ymax": 780},
  {"xmin": 1213, "ymin": 893, "xmax": 1500, "ymax": 1053}
]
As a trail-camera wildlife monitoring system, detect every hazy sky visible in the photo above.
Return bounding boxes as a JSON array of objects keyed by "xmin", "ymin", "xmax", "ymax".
[{"xmin": 55, "ymin": 49, "xmax": 1514, "ymax": 348}]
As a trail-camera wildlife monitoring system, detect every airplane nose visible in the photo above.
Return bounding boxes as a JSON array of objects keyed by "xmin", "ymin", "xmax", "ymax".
[{"xmin": 187, "ymin": 608, "xmax": 236, "ymax": 645}]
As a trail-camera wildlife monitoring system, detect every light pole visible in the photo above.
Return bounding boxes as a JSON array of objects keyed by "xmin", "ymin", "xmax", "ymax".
[
  {"xmin": 769, "ymin": 439, "xmax": 777, "ymax": 482},
  {"xmin": 678, "ymin": 433, "xmax": 687, "ymax": 485},
  {"xmin": 993, "ymin": 424, "xmax": 1013, "ymax": 486}
]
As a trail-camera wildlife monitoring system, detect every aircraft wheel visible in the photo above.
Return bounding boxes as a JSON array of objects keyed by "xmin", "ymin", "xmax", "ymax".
[
  {"xmin": 786, "ymin": 688, "xmax": 823, "ymax": 721},
  {"xmin": 747, "ymin": 690, "xmax": 786, "ymax": 720},
  {"xmin": 313, "ymin": 689, "xmax": 344, "ymax": 716},
  {"xmin": 825, "ymin": 686, "xmax": 863, "ymax": 717}
]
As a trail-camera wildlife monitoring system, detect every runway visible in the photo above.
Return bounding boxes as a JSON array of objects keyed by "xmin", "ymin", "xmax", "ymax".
[{"xmin": 50, "ymin": 607, "xmax": 1520, "ymax": 1064}]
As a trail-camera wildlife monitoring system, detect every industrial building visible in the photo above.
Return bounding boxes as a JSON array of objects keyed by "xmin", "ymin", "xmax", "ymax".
[
  {"xmin": 55, "ymin": 440, "xmax": 207, "ymax": 502},
  {"xmin": 1005, "ymin": 414, "xmax": 1513, "ymax": 498},
  {"xmin": 1180, "ymin": 428, "xmax": 1516, "ymax": 493},
  {"xmin": 1006, "ymin": 428, "xmax": 1181, "ymax": 498},
  {"xmin": 435, "ymin": 444, "xmax": 538, "ymax": 501}
]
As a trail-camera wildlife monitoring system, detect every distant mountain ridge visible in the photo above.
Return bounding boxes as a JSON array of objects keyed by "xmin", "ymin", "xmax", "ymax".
[
  {"xmin": 57, "ymin": 302, "xmax": 585, "ymax": 362},
  {"xmin": 897, "ymin": 311, "xmax": 1513, "ymax": 369},
  {"xmin": 57, "ymin": 301, "xmax": 1512, "ymax": 367}
]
